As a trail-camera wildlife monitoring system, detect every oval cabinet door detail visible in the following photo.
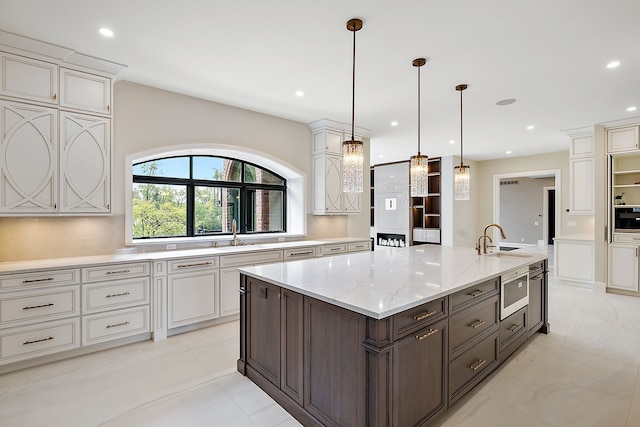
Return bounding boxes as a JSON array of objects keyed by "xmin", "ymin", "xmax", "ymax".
[{"xmin": 59, "ymin": 112, "xmax": 110, "ymax": 213}]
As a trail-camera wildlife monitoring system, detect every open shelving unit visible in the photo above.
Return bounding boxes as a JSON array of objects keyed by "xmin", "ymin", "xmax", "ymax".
[
  {"xmin": 411, "ymin": 157, "xmax": 441, "ymax": 244},
  {"xmin": 612, "ymin": 153, "xmax": 640, "ymax": 208}
]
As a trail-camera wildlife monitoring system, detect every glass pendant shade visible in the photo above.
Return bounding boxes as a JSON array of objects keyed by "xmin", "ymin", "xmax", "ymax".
[
  {"xmin": 454, "ymin": 164, "xmax": 470, "ymax": 200},
  {"xmin": 410, "ymin": 154, "xmax": 429, "ymax": 197},
  {"xmin": 343, "ymin": 140, "xmax": 364, "ymax": 193}
]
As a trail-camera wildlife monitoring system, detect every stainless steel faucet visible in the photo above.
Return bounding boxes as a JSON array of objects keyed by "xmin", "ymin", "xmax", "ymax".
[{"xmin": 476, "ymin": 223, "xmax": 506, "ymax": 254}]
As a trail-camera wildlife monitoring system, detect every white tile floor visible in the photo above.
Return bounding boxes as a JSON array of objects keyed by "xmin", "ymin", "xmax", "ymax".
[{"xmin": 1, "ymin": 270, "xmax": 639, "ymax": 427}]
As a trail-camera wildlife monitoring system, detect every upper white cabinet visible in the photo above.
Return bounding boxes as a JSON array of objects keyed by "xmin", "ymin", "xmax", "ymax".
[
  {"xmin": 607, "ymin": 126, "xmax": 639, "ymax": 153},
  {"xmin": 59, "ymin": 112, "xmax": 110, "ymax": 213},
  {"xmin": 60, "ymin": 68, "xmax": 111, "ymax": 115},
  {"xmin": 310, "ymin": 120, "xmax": 365, "ymax": 215},
  {"xmin": 0, "ymin": 31, "xmax": 125, "ymax": 215},
  {"xmin": 0, "ymin": 101, "xmax": 58, "ymax": 213},
  {"xmin": 567, "ymin": 133, "xmax": 594, "ymax": 215},
  {"xmin": 0, "ymin": 52, "xmax": 58, "ymax": 105}
]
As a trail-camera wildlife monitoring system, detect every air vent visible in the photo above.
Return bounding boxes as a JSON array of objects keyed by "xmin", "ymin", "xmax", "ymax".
[{"xmin": 500, "ymin": 180, "xmax": 519, "ymax": 185}]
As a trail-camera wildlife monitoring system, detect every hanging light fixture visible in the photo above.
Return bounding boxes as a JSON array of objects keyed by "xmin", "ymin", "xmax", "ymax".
[
  {"xmin": 410, "ymin": 58, "xmax": 428, "ymax": 197},
  {"xmin": 342, "ymin": 18, "xmax": 364, "ymax": 193},
  {"xmin": 454, "ymin": 84, "xmax": 470, "ymax": 200}
]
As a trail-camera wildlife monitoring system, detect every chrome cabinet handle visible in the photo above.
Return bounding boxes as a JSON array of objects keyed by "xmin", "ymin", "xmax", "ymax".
[
  {"xmin": 416, "ymin": 328, "xmax": 439, "ymax": 340},
  {"xmin": 24, "ymin": 336, "xmax": 54, "ymax": 345},
  {"xmin": 105, "ymin": 269, "xmax": 131, "ymax": 275},
  {"xmin": 177, "ymin": 262, "xmax": 212, "ymax": 268},
  {"xmin": 290, "ymin": 251, "xmax": 313, "ymax": 257},
  {"xmin": 508, "ymin": 324, "xmax": 523, "ymax": 333},
  {"xmin": 106, "ymin": 321, "xmax": 130, "ymax": 329},
  {"xmin": 23, "ymin": 303, "xmax": 54, "ymax": 310},
  {"xmin": 469, "ymin": 359, "xmax": 486, "ymax": 371},
  {"xmin": 106, "ymin": 292, "xmax": 130, "ymax": 298},
  {"xmin": 413, "ymin": 310, "xmax": 437, "ymax": 321},
  {"xmin": 469, "ymin": 319, "xmax": 486, "ymax": 329},
  {"xmin": 22, "ymin": 277, "xmax": 54, "ymax": 284}
]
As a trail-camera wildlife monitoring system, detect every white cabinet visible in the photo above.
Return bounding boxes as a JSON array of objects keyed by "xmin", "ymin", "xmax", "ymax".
[
  {"xmin": 554, "ymin": 238, "xmax": 594, "ymax": 283},
  {"xmin": 0, "ymin": 101, "xmax": 58, "ymax": 213},
  {"xmin": 167, "ymin": 256, "xmax": 219, "ymax": 329},
  {"xmin": 313, "ymin": 128, "xmax": 343, "ymax": 155},
  {"xmin": 60, "ymin": 68, "xmax": 111, "ymax": 115},
  {"xmin": 608, "ymin": 244, "xmax": 639, "ymax": 291},
  {"xmin": 607, "ymin": 126, "xmax": 639, "ymax": 153},
  {"xmin": 59, "ymin": 112, "xmax": 110, "ymax": 213},
  {"xmin": 0, "ymin": 52, "xmax": 58, "ymax": 105},
  {"xmin": 567, "ymin": 134, "xmax": 594, "ymax": 215}
]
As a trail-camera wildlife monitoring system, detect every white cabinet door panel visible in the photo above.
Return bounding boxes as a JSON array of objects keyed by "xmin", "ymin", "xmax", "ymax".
[
  {"xmin": 60, "ymin": 68, "xmax": 111, "ymax": 115},
  {"xmin": 59, "ymin": 112, "xmax": 110, "ymax": 213},
  {"xmin": 569, "ymin": 157, "xmax": 594, "ymax": 215},
  {"xmin": 220, "ymin": 267, "xmax": 241, "ymax": 317},
  {"xmin": 607, "ymin": 127, "xmax": 639, "ymax": 153},
  {"xmin": 608, "ymin": 244, "xmax": 639, "ymax": 291},
  {"xmin": 0, "ymin": 53, "xmax": 58, "ymax": 104},
  {"xmin": 555, "ymin": 239, "xmax": 594, "ymax": 283},
  {"xmin": 168, "ymin": 270, "xmax": 219, "ymax": 328},
  {"xmin": 0, "ymin": 101, "xmax": 57, "ymax": 213}
]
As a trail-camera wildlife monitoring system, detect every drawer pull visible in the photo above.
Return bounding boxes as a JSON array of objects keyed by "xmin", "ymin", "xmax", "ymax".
[
  {"xmin": 413, "ymin": 310, "xmax": 437, "ymax": 321},
  {"xmin": 22, "ymin": 277, "xmax": 54, "ymax": 284},
  {"xmin": 106, "ymin": 292, "xmax": 131, "ymax": 298},
  {"xmin": 177, "ymin": 261, "xmax": 213, "ymax": 268},
  {"xmin": 469, "ymin": 319, "xmax": 486, "ymax": 329},
  {"xmin": 23, "ymin": 303, "xmax": 54, "ymax": 310},
  {"xmin": 105, "ymin": 269, "xmax": 131, "ymax": 275},
  {"xmin": 290, "ymin": 251, "xmax": 313, "ymax": 256},
  {"xmin": 106, "ymin": 321, "xmax": 130, "ymax": 329},
  {"xmin": 330, "ymin": 247, "xmax": 342, "ymax": 251},
  {"xmin": 468, "ymin": 289, "xmax": 485, "ymax": 297},
  {"xmin": 23, "ymin": 336, "xmax": 54, "ymax": 345},
  {"xmin": 416, "ymin": 328, "xmax": 439, "ymax": 340},
  {"xmin": 508, "ymin": 324, "xmax": 523, "ymax": 333},
  {"xmin": 469, "ymin": 359, "xmax": 486, "ymax": 371}
]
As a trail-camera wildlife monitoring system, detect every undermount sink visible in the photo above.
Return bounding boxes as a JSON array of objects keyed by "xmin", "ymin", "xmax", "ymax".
[{"xmin": 485, "ymin": 251, "xmax": 533, "ymax": 258}]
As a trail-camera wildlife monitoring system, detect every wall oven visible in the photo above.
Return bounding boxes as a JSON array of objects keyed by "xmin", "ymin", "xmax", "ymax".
[
  {"xmin": 614, "ymin": 207, "xmax": 640, "ymax": 232},
  {"xmin": 500, "ymin": 267, "xmax": 529, "ymax": 320}
]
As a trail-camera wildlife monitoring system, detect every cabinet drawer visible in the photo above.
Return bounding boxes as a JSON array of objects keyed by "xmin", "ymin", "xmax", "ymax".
[
  {"xmin": 450, "ymin": 294, "xmax": 499, "ymax": 355},
  {"xmin": 319, "ymin": 243, "xmax": 348, "ymax": 256},
  {"xmin": 449, "ymin": 332, "xmax": 499, "ymax": 403},
  {"xmin": 613, "ymin": 233, "xmax": 640, "ymax": 244},
  {"xmin": 0, "ymin": 269, "xmax": 80, "ymax": 290},
  {"xmin": 219, "ymin": 251, "xmax": 282, "ymax": 268},
  {"xmin": 83, "ymin": 278, "xmax": 150, "ymax": 314},
  {"xmin": 0, "ymin": 318, "xmax": 80, "ymax": 363},
  {"xmin": 82, "ymin": 306, "xmax": 150, "ymax": 346},
  {"xmin": 348, "ymin": 241, "xmax": 371, "ymax": 252},
  {"xmin": 0, "ymin": 285, "xmax": 80, "ymax": 328},
  {"xmin": 167, "ymin": 256, "xmax": 218, "ymax": 273},
  {"xmin": 450, "ymin": 278, "xmax": 499, "ymax": 312},
  {"xmin": 83, "ymin": 262, "xmax": 150, "ymax": 283},
  {"xmin": 499, "ymin": 306, "xmax": 528, "ymax": 351},
  {"xmin": 283, "ymin": 247, "xmax": 317, "ymax": 261},
  {"xmin": 393, "ymin": 297, "xmax": 447, "ymax": 340}
]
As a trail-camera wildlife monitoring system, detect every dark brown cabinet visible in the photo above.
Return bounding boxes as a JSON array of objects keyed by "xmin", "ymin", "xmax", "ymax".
[
  {"xmin": 411, "ymin": 157, "xmax": 441, "ymax": 244},
  {"xmin": 393, "ymin": 319, "xmax": 447, "ymax": 427},
  {"xmin": 528, "ymin": 260, "xmax": 547, "ymax": 336}
]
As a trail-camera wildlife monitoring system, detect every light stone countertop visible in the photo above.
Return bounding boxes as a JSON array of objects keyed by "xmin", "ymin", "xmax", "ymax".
[
  {"xmin": 0, "ymin": 238, "xmax": 369, "ymax": 274},
  {"xmin": 240, "ymin": 245, "xmax": 548, "ymax": 320}
]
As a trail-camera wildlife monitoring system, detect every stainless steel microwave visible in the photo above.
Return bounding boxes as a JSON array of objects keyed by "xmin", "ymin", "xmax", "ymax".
[{"xmin": 614, "ymin": 207, "xmax": 640, "ymax": 232}]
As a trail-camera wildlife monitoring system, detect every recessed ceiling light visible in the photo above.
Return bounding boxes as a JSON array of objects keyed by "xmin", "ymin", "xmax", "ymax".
[
  {"xmin": 449, "ymin": 140, "xmax": 455, "ymax": 144},
  {"xmin": 295, "ymin": 90, "xmax": 304, "ymax": 97},
  {"xmin": 496, "ymin": 98, "xmax": 516, "ymax": 106},
  {"xmin": 527, "ymin": 125, "xmax": 535, "ymax": 130},
  {"xmin": 98, "ymin": 27, "xmax": 114, "ymax": 38},
  {"xmin": 606, "ymin": 61, "xmax": 620, "ymax": 69},
  {"xmin": 391, "ymin": 121, "xmax": 398, "ymax": 127},
  {"xmin": 379, "ymin": 154, "xmax": 384, "ymax": 158},
  {"xmin": 506, "ymin": 150, "xmax": 512, "ymax": 155},
  {"xmin": 627, "ymin": 106, "xmax": 637, "ymax": 112}
]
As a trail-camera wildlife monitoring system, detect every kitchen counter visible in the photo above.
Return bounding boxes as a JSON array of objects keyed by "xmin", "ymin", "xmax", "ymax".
[
  {"xmin": 240, "ymin": 245, "xmax": 547, "ymax": 319},
  {"xmin": 553, "ymin": 233, "xmax": 595, "ymax": 241},
  {"xmin": 0, "ymin": 238, "xmax": 369, "ymax": 274}
]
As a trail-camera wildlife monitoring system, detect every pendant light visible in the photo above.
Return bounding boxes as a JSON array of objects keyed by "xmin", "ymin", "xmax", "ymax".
[
  {"xmin": 342, "ymin": 18, "xmax": 364, "ymax": 193},
  {"xmin": 410, "ymin": 58, "xmax": 428, "ymax": 197},
  {"xmin": 454, "ymin": 84, "xmax": 470, "ymax": 200}
]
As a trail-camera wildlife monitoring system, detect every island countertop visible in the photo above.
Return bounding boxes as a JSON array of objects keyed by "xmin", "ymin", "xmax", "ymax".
[{"xmin": 240, "ymin": 245, "xmax": 547, "ymax": 319}]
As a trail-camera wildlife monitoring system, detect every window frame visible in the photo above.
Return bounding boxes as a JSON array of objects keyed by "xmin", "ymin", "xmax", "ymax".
[{"xmin": 131, "ymin": 155, "xmax": 287, "ymax": 240}]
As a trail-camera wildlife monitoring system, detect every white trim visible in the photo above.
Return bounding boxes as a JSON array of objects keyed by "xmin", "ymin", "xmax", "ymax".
[
  {"xmin": 124, "ymin": 143, "xmax": 307, "ymax": 245},
  {"xmin": 493, "ymin": 169, "xmax": 562, "ymax": 245}
]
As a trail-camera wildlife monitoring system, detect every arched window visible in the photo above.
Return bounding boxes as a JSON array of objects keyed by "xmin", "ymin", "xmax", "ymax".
[{"xmin": 131, "ymin": 155, "xmax": 286, "ymax": 239}]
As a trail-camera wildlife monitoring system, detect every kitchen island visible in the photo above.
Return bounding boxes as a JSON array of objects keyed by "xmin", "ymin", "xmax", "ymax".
[{"xmin": 238, "ymin": 245, "xmax": 549, "ymax": 427}]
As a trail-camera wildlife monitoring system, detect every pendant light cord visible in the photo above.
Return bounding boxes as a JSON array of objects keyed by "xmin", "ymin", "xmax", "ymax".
[
  {"xmin": 459, "ymin": 88, "xmax": 463, "ymax": 166},
  {"xmin": 417, "ymin": 64, "xmax": 421, "ymax": 156},
  {"xmin": 350, "ymin": 26, "xmax": 356, "ymax": 142}
]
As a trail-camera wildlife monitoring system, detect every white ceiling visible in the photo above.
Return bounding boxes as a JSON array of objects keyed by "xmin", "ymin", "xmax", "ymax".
[{"xmin": 2, "ymin": 0, "xmax": 639, "ymax": 164}]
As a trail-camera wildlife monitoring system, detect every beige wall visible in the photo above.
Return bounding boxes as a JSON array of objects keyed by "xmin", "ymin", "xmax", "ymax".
[{"xmin": 0, "ymin": 81, "xmax": 370, "ymax": 261}]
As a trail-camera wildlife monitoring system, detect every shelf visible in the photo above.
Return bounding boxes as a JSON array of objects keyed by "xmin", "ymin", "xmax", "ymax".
[
  {"xmin": 614, "ymin": 204, "xmax": 640, "ymax": 208},
  {"xmin": 614, "ymin": 170, "xmax": 640, "ymax": 175},
  {"xmin": 613, "ymin": 184, "xmax": 640, "ymax": 188}
]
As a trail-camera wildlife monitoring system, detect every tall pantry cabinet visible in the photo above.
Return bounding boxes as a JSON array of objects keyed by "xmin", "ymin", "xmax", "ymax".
[{"xmin": 0, "ymin": 32, "xmax": 125, "ymax": 215}]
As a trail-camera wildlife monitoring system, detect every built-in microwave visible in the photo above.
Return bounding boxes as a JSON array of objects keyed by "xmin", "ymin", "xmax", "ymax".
[
  {"xmin": 500, "ymin": 268, "xmax": 529, "ymax": 320},
  {"xmin": 614, "ymin": 207, "xmax": 640, "ymax": 232}
]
